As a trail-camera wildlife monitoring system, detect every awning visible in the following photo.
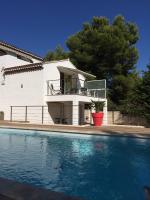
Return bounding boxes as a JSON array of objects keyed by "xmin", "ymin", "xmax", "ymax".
[{"xmin": 57, "ymin": 66, "xmax": 96, "ymax": 78}]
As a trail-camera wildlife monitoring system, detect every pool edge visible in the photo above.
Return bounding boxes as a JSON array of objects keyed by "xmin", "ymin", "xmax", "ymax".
[{"xmin": 0, "ymin": 125, "xmax": 150, "ymax": 139}]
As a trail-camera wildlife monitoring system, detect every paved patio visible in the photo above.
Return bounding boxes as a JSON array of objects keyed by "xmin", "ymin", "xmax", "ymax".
[{"xmin": 0, "ymin": 121, "xmax": 150, "ymax": 137}]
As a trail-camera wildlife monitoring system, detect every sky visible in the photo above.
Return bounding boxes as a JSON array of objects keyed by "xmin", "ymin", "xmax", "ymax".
[{"xmin": 0, "ymin": 0, "xmax": 149, "ymax": 71}]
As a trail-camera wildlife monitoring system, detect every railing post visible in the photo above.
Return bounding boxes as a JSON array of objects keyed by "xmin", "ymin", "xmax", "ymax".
[
  {"xmin": 105, "ymin": 79, "xmax": 106, "ymax": 98},
  {"xmin": 76, "ymin": 78, "xmax": 78, "ymax": 94},
  {"xmin": 10, "ymin": 106, "xmax": 12, "ymax": 121},
  {"xmin": 25, "ymin": 106, "xmax": 27, "ymax": 122},
  {"xmin": 42, "ymin": 106, "xmax": 44, "ymax": 124}
]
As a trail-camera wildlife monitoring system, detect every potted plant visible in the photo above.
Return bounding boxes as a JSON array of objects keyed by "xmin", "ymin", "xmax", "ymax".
[{"xmin": 90, "ymin": 100, "xmax": 104, "ymax": 126}]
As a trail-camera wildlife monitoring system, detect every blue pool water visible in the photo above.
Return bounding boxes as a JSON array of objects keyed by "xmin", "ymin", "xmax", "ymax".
[{"xmin": 0, "ymin": 128, "xmax": 150, "ymax": 200}]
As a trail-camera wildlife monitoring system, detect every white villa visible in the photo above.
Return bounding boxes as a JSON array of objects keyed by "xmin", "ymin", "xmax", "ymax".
[{"xmin": 0, "ymin": 40, "xmax": 107, "ymax": 125}]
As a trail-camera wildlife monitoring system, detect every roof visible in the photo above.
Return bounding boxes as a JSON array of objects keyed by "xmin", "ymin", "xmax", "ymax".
[
  {"xmin": 4, "ymin": 62, "xmax": 43, "ymax": 74},
  {"xmin": 0, "ymin": 40, "xmax": 43, "ymax": 61},
  {"xmin": 3, "ymin": 59, "xmax": 95, "ymax": 78},
  {"xmin": 44, "ymin": 58, "xmax": 70, "ymax": 64}
]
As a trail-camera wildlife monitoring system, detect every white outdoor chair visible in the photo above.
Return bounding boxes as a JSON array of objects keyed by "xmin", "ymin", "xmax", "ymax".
[{"xmin": 50, "ymin": 84, "xmax": 61, "ymax": 95}]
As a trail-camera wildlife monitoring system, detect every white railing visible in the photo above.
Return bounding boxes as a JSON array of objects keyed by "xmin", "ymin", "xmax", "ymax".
[{"xmin": 47, "ymin": 79, "xmax": 106, "ymax": 98}]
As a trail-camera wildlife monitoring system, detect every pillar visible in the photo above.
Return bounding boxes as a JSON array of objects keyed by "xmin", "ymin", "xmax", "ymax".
[
  {"xmin": 72, "ymin": 100, "xmax": 79, "ymax": 125},
  {"xmin": 103, "ymin": 100, "xmax": 108, "ymax": 125}
]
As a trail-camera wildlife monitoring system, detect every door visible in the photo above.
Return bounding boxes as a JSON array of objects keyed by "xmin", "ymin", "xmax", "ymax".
[
  {"xmin": 60, "ymin": 72, "xmax": 64, "ymax": 94},
  {"xmin": 64, "ymin": 74, "xmax": 72, "ymax": 94}
]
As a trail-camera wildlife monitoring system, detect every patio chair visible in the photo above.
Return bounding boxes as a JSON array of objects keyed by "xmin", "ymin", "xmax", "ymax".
[
  {"xmin": 55, "ymin": 118, "xmax": 61, "ymax": 124},
  {"xmin": 80, "ymin": 87, "xmax": 87, "ymax": 95},
  {"xmin": 62, "ymin": 118, "xmax": 68, "ymax": 124},
  {"xmin": 69, "ymin": 88, "xmax": 78, "ymax": 94},
  {"xmin": 50, "ymin": 84, "xmax": 61, "ymax": 95}
]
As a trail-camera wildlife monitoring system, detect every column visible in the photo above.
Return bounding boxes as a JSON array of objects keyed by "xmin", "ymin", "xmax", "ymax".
[
  {"xmin": 72, "ymin": 100, "xmax": 79, "ymax": 125},
  {"xmin": 103, "ymin": 100, "xmax": 108, "ymax": 125}
]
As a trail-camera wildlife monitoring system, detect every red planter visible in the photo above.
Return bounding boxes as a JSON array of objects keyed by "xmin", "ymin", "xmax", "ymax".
[{"xmin": 92, "ymin": 112, "xmax": 104, "ymax": 126}]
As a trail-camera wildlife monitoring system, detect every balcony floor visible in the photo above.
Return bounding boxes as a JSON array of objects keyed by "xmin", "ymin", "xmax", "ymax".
[{"xmin": 44, "ymin": 94, "xmax": 105, "ymax": 103}]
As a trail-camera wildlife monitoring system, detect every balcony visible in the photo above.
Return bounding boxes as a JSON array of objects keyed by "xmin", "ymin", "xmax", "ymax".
[{"xmin": 46, "ymin": 78, "xmax": 106, "ymax": 99}]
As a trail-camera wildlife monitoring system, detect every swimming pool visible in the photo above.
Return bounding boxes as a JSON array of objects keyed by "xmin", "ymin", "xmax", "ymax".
[{"xmin": 0, "ymin": 128, "xmax": 149, "ymax": 200}]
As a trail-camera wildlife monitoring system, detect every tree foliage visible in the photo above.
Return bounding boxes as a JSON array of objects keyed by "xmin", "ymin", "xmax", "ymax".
[
  {"xmin": 90, "ymin": 100, "xmax": 105, "ymax": 112},
  {"xmin": 141, "ymin": 66, "xmax": 150, "ymax": 126},
  {"xmin": 66, "ymin": 15, "xmax": 139, "ymax": 107},
  {"xmin": 44, "ymin": 45, "xmax": 69, "ymax": 61},
  {"xmin": 121, "ymin": 65, "xmax": 150, "ymax": 126}
]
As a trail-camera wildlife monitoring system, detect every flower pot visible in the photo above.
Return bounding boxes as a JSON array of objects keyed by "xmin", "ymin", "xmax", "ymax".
[{"xmin": 92, "ymin": 112, "xmax": 104, "ymax": 126}]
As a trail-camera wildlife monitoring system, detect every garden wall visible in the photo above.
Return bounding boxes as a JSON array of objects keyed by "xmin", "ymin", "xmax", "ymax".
[{"xmin": 108, "ymin": 111, "xmax": 147, "ymax": 126}]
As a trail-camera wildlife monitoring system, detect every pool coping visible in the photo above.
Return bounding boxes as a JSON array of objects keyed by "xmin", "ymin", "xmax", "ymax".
[
  {"xmin": 0, "ymin": 122, "xmax": 150, "ymax": 139},
  {"xmin": 0, "ymin": 177, "xmax": 82, "ymax": 200}
]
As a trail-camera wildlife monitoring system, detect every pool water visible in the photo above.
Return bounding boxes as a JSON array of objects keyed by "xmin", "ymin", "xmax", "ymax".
[{"xmin": 0, "ymin": 128, "xmax": 150, "ymax": 200}]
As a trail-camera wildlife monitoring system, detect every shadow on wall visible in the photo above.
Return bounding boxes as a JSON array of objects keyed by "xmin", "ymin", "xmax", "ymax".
[
  {"xmin": 47, "ymin": 102, "xmax": 72, "ymax": 125},
  {"xmin": 48, "ymin": 103, "xmax": 62, "ymax": 124},
  {"xmin": 0, "ymin": 111, "xmax": 4, "ymax": 120}
]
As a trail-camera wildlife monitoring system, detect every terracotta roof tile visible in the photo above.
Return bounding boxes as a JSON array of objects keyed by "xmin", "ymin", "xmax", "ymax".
[{"xmin": 4, "ymin": 62, "xmax": 43, "ymax": 74}]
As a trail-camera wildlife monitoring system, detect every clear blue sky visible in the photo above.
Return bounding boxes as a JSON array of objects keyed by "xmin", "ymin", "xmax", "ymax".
[{"xmin": 0, "ymin": 0, "xmax": 149, "ymax": 70}]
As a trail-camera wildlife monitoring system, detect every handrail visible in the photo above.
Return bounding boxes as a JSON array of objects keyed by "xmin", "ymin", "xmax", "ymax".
[{"xmin": 46, "ymin": 78, "xmax": 106, "ymax": 98}]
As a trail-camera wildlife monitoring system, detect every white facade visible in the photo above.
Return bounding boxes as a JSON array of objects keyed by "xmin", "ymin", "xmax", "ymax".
[
  {"xmin": 0, "ymin": 53, "xmax": 40, "ymax": 68},
  {"xmin": 0, "ymin": 42, "xmax": 107, "ymax": 126}
]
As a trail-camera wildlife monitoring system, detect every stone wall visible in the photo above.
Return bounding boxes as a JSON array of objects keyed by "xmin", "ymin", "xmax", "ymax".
[{"xmin": 108, "ymin": 111, "xmax": 147, "ymax": 126}]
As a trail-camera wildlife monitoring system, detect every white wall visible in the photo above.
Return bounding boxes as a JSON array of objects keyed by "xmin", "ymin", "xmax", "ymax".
[
  {"xmin": 0, "ymin": 69, "xmax": 44, "ymax": 120},
  {"xmin": 0, "ymin": 54, "xmax": 29, "ymax": 67},
  {"xmin": 0, "ymin": 59, "xmax": 80, "ymax": 122},
  {"xmin": 0, "ymin": 53, "xmax": 40, "ymax": 68},
  {"xmin": 43, "ymin": 62, "xmax": 61, "ymax": 96},
  {"xmin": 43, "ymin": 59, "xmax": 86, "ymax": 96}
]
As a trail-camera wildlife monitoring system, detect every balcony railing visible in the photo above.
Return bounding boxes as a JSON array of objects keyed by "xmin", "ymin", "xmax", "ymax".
[{"xmin": 47, "ymin": 79, "xmax": 106, "ymax": 98}]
